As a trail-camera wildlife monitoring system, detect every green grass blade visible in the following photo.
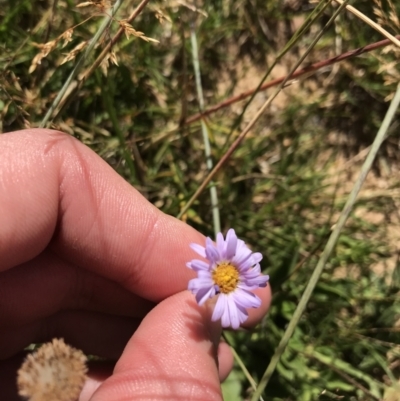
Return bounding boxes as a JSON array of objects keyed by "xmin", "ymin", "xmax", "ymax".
[
  {"xmin": 250, "ymin": 82, "xmax": 400, "ymax": 401},
  {"xmin": 189, "ymin": 22, "xmax": 221, "ymax": 235}
]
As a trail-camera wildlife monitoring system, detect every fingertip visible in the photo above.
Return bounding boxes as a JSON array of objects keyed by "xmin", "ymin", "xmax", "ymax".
[
  {"xmin": 90, "ymin": 291, "xmax": 223, "ymax": 401},
  {"xmin": 243, "ymin": 284, "xmax": 272, "ymax": 328}
]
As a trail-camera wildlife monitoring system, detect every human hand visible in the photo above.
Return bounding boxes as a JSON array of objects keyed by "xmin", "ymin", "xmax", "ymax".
[{"xmin": 0, "ymin": 129, "xmax": 271, "ymax": 401}]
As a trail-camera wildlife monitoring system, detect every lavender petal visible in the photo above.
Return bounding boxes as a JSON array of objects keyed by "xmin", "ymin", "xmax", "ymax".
[
  {"xmin": 188, "ymin": 259, "xmax": 210, "ymax": 271},
  {"xmin": 212, "ymin": 295, "xmax": 227, "ymax": 321},
  {"xmin": 225, "ymin": 229, "xmax": 238, "ymax": 259},
  {"xmin": 188, "ymin": 277, "xmax": 213, "ymax": 292},
  {"xmin": 190, "ymin": 243, "xmax": 206, "ymax": 258},
  {"xmin": 196, "ymin": 286, "xmax": 216, "ymax": 305},
  {"xmin": 216, "ymin": 232, "xmax": 226, "ymax": 258},
  {"xmin": 233, "ymin": 289, "xmax": 261, "ymax": 309},
  {"xmin": 205, "ymin": 237, "xmax": 220, "ymax": 262}
]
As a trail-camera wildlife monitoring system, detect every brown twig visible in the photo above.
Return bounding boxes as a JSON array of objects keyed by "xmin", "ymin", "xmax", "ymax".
[{"xmin": 184, "ymin": 35, "xmax": 400, "ymax": 126}]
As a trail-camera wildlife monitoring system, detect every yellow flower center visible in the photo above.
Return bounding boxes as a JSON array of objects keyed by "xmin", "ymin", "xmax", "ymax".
[{"xmin": 212, "ymin": 262, "xmax": 239, "ymax": 294}]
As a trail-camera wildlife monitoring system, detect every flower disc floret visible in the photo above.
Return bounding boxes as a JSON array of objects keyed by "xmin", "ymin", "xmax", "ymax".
[
  {"xmin": 212, "ymin": 262, "xmax": 239, "ymax": 294},
  {"xmin": 187, "ymin": 228, "xmax": 269, "ymax": 329}
]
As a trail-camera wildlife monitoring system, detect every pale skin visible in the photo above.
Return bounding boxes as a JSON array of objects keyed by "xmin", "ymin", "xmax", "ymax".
[{"xmin": 0, "ymin": 129, "xmax": 272, "ymax": 401}]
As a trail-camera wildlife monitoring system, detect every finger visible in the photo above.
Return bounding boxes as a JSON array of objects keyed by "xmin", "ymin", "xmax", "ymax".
[
  {"xmin": 80, "ymin": 343, "xmax": 233, "ymax": 401},
  {"xmin": 217, "ymin": 342, "xmax": 234, "ymax": 382},
  {"xmin": 0, "ymin": 250, "xmax": 152, "ymax": 327},
  {"xmin": 89, "ymin": 291, "xmax": 223, "ymax": 401},
  {"xmin": 0, "ymin": 129, "xmax": 270, "ymax": 325},
  {"xmin": 0, "ymin": 347, "xmax": 228, "ymax": 401},
  {"xmin": 0, "ymin": 129, "xmax": 203, "ymax": 301},
  {"xmin": 0, "ymin": 249, "xmax": 270, "ymax": 330}
]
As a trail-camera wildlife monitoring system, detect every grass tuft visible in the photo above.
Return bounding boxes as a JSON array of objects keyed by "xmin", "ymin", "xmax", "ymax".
[{"xmin": 2, "ymin": 0, "xmax": 400, "ymax": 399}]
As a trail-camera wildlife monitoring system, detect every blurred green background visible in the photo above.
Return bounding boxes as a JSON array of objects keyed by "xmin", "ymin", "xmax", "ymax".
[{"xmin": 1, "ymin": 0, "xmax": 400, "ymax": 399}]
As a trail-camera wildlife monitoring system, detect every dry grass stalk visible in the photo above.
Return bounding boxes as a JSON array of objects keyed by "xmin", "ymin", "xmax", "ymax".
[
  {"xmin": 29, "ymin": 0, "xmax": 158, "ymax": 75},
  {"xmin": 153, "ymin": 8, "xmax": 172, "ymax": 24},
  {"xmin": 29, "ymin": 40, "xmax": 58, "ymax": 73},
  {"xmin": 100, "ymin": 50, "xmax": 119, "ymax": 75},
  {"xmin": 61, "ymin": 41, "xmax": 88, "ymax": 65},
  {"xmin": 29, "ymin": 29, "xmax": 82, "ymax": 73},
  {"xmin": 373, "ymin": 0, "xmax": 400, "ymax": 33},
  {"xmin": 372, "ymin": 0, "xmax": 400, "ymax": 99},
  {"xmin": 77, "ymin": 0, "xmax": 112, "ymax": 12},
  {"xmin": 119, "ymin": 19, "xmax": 160, "ymax": 43},
  {"xmin": 61, "ymin": 28, "xmax": 74, "ymax": 48},
  {"xmin": 28, "ymin": 1, "xmax": 103, "ymax": 74},
  {"xmin": 17, "ymin": 338, "xmax": 88, "ymax": 401},
  {"xmin": 334, "ymin": 0, "xmax": 400, "ymax": 48}
]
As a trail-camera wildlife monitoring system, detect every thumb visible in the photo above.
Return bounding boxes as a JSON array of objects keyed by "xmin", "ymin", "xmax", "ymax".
[{"xmin": 89, "ymin": 291, "xmax": 224, "ymax": 401}]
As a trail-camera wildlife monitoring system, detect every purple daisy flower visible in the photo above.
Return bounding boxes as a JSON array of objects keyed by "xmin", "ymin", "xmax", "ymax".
[{"xmin": 187, "ymin": 228, "xmax": 269, "ymax": 329}]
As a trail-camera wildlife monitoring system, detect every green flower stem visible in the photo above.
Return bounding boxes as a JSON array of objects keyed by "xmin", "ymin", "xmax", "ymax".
[
  {"xmin": 251, "ymin": 83, "xmax": 400, "ymax": 400},
  {"xmin": 223, "ymin": 332, "xmax": 265, "ymax": 401},
  {"xmin": 189, "ymin": 23, "xmax": 221, "ymax": 236}
]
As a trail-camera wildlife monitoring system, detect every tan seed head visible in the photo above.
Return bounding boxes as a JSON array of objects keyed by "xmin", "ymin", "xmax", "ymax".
[{"xmin": 17, "ymin": 338, "xmax": 88, "ymax": 401}]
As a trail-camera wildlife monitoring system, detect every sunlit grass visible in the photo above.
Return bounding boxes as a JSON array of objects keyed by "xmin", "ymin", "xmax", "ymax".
[{"xmin": 1, "ymin": 0, "xmax": 400, "ymax": 400}]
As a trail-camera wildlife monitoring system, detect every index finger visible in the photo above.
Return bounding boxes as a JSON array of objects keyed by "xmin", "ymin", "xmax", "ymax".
[
  {"xmin": 0, "ymin": 129, "xmax": 271, "ymax": 323},
  {"xmin": 0, "ymin": 129, "xmax": 202, "ymax": 301}
]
